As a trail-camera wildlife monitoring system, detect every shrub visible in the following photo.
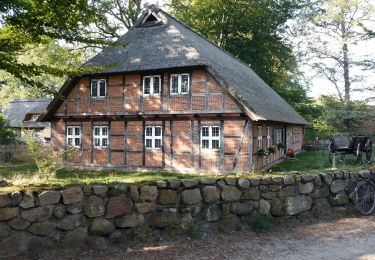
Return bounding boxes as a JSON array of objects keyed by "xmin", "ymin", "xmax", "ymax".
[
  {"xmin": 187, "ymin": 223, "xmax": 202, "ymax": 240},
  {"xmin": 23, "ymin": 130, "xmax": 75, "ymax": 180},
  {"xmin": 253, "ymin": 215, "xmax": 275, "ymax": 232}
]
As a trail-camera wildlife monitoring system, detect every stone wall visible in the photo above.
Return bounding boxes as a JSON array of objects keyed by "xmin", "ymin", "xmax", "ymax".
[{"xmin": 0, "ymin": 170, "xmax": 370, "ymax": 257}]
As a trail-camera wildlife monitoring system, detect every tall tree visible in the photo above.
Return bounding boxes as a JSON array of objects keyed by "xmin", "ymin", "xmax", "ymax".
[
  {"xmin": 91, "ymin": 0, "xmax": 144, "ymax": 39},
  {"xmin": 0, "ymin": 42, "xmax": 87, "ymax": 107},
  {"xmin": 0, "ymin": 0, "xmax": 107, "ymax": 91},
  {"xmin": 296, "ymin": 0, "xmax": 375, "ymax": 103}
]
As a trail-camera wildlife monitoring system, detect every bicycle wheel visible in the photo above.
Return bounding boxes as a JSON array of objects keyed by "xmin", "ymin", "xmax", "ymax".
[{"xmin": 355, "ymin": 180, "xmax": 375, "ymax": 215}]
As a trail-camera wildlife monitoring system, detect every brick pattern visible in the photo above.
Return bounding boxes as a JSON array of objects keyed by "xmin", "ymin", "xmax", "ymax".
[{"xmin": 55, "ymin": 69, "xmax": 242, "ymax": 116}]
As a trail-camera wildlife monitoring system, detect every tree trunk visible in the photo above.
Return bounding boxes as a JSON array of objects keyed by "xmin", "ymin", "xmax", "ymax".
[{"xmin": 343, "ymin": 42, "xmax": 350, "ymax": 103}]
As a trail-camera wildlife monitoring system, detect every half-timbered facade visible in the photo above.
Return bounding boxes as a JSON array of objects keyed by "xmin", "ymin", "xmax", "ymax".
[{"xmin": 40, "ymin": 6, "xmax": 307, "ymax": 173}]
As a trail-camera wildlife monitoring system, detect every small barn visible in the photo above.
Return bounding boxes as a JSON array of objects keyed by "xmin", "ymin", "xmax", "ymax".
[{"xmin": 40, "ymin": 6, "xmax": 308, "ymax": 173}]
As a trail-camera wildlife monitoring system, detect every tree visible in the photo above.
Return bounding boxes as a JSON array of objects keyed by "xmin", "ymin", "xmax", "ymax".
[
  {"xmin": 0, "ymin": 114, "xmax": 18, "ymax": 145},
  {"xmin": 0, "ymin": 0, "xmax": 108, "ymax": 91},
  {"xmin": 0, "ymin": 41, "xmax": 88, "ymax": 108},
  {"xmin": 91, "ymin": 0, "xmax": 144, "ymax": 39},
  {"xmin": 296, "ymin": 0, "xmax": 375, "ymax": 103},
  {"xmin": 168, "ymin": 0, "xmax": 314, "ymax": 118},
  {"xmin": 304, "ymin": 95, "xmax": 371, "ymax": 141}
]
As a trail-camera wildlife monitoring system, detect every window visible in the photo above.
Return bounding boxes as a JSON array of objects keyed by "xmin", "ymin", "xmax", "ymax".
[
  {"xmin": 266, "ymin": 127, "xmax": 271, "ymax": 148},
  {"xmin": 170, "ymin": 73, "xmax": 189, "ymax": 94},
  {"xmin": 67, "ymin": 126, "xmax": 81, "ymax": 148},
  {"xmin": 257, "ymin": 126, "xmax": 263, "ymax": 150},
  {"xmin": 91, "ymin": 79, "xmax": 107, "ymax": 98},
  {"xmin": 276, "ymin": 128, "xmax": 283, "ymax": 144},
  {"xmin": 143, "ymin": 75, "xmax": 161, "ymax": 95},
  {"xmin": 31, "ymin": 114, "xmax": 39, "ymax": 121},
  {"xmin": 201, "ymin": 126, "xmax": 220, "ymax": 150},
  {"xmin": 145, "ymin": 126, "xmax": 162, "ymax": 149},
  {"xmin": 93, "ymin": 126, "xmax": 109, "ymax": 148}
]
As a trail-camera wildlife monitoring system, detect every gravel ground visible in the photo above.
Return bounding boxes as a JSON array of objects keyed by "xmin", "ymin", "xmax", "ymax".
[{"xmin": 34, "ymin": 216, "xmax": 375, "ymax": 260}]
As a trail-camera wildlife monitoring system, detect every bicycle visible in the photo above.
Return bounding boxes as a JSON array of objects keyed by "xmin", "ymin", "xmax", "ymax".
[{"xmin": 354, "ymin": 163, "xmax": 375, "ymax": 215}]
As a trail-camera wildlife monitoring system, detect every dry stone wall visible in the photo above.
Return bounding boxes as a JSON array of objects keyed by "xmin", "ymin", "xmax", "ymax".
[{"xmin": 0, "ymin": 170, "xmax": 371, "ymax": 257}]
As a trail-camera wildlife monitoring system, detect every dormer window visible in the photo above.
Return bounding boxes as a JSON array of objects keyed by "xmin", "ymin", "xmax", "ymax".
[
  {"xmin": 143, "ymin": 75, "xmax": 161, "ymax": 96},
  {"xmin": 31, "ymin": 114, "xmax": 39, "ymax": 121},
  {"xmin": 91, "ymin": 79, "xmax": 107, "ymax": 98},
  {"xmin": 170, "ymin": 74, "xmax": 190, "ymax": 95}
]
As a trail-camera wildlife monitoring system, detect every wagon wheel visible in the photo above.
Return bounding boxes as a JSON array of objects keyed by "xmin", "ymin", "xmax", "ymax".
[
  {"xmin": 357, "ymin": 143, "xmax": 363, "ymax": 164},
  {"xmin": 365, "ymin": 139, "xmax": 372, "ymax": 161}
]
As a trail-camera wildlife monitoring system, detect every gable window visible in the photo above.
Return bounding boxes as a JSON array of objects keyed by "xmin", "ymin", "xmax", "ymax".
[
  {"xmin": 143, "ymin": 75, "xmax": 161, "ymax": 95},
  {"xmin": 145, "ymin": 126, "xmax": 162, "ymax": 149},
  {"xmin": 93, "ymin": 126, "xmax": 109, "ymax": 148},
  {"xmin": 201, "ymin": 126, "xmax": 220, "ymax": 150},
  {"xmin": 266, "ymin": 127, "xmax": 271, "ymax": 148},
  {"xmin": 257, "ymin": 126, "xmax": 263, "ymax": 150},
  {"xmin": 91, "ymin": 79, "xmax": 107, "ymax": 98},
  {"xmin": 170, "ymin": 73, "xmax": 189, "ymax": 94},
  {"xmin": 67, "ymin": 126, "xmax": 81, "ymax": 148}
]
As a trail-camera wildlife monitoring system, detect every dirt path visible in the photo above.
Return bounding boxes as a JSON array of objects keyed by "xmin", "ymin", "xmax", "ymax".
[{"xmin": 38, "ymin": 216, "xmax": 375, "ymax": 260}]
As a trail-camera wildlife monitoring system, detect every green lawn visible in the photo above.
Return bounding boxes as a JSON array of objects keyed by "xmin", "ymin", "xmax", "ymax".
[
  {"xmin": 0, "ymin": 163, "xmax": 222, "ymax": 191},
  {"xmin": 269, "ymin": 147, "xmax": 374, "ymax": 173},
  {"xmin": 0, "ymin": 146, "xmax": 373, "ymax": 190}
]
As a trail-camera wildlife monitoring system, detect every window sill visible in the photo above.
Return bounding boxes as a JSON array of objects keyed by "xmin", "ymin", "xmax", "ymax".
[
  {"xmin": 91, "ymin": 96, "xmax": 107, "ymax": 99},
  {"xmin": 143, "ymin": 94, "xmax": 161, "ymax": 97},
  {"xmin": 170, "ymin": 93, "xmax": 189, "ymax": 96}
]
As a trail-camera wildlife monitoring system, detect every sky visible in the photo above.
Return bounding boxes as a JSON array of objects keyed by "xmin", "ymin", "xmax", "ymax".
[{"xmin": 148, "ymin": 0, "xmax": 375, "ymax": 103}]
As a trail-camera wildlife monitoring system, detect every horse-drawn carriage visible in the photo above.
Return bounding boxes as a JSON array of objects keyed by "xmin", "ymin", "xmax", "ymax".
[{"xmin": 328, "ymin": 135, "xmax": 372, "ymax": 164}]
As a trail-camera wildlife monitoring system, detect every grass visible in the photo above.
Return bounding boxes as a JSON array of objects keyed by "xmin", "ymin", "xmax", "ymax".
[
  {"xmin": 0, "ymin": 163, "xmax": 223, "ymax": 191},
  {"xmin": 269, "ymin": 147, "xmax": 374, "ymax": 173},
  {"xmin": 0, "ymin": 146, "xmax": 373, "ymax": 190}
]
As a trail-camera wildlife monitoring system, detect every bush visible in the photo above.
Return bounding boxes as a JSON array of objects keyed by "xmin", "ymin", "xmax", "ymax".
[
  {"xmin": 23, "ymin": 130, "xmax": 75, "ymax": 180},
  {"xmin": 253, "ymin": 215, "xmax": 275, "ymax": 232},
  {"xmin": 187, "ymin": 223, "xmax": 202, "ymax": 240}
]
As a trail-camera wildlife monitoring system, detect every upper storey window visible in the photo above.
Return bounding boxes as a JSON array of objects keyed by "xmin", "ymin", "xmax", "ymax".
[
  {"xmin": 91, "ymin": 79, "xmax": 107, "ymax": 98},
  {"xmin": 170, "ymin": 74, "xmax": 189, "ymax": 95},
  {"xmin": 143, "ymin": 75, "xmax": 161, "ymax": 96}
]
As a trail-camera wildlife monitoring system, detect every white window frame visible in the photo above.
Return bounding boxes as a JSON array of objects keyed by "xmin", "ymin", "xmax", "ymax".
[
  {"xmin": 266, "ymin": 127, "xmax": 271, "ymax": 148},
  {"xmin": 67, "ymin": 126, "xmax": 81, "ymax": 148},
  {"xmin": 145, "ymin": 126, "xmax": 162, "ymax": 149},
  {"xmin": 143, "ymin": 75, "xmax": 161, "ymax": 96},
  {"xmin": 170, "ymin": 73, "xmax": 190, "ymax": 95},
  {"xmin": 201, "ymin": 126, "xmax": 221, "ymax": 151},
  {"xmin": 93, "ymin": 126, "xmax": 109, "ymax": 148},
  {"xmin": 276, "ymin": 128, "xmax": 283, "ymax": 144},
  {"xmin": 257, "ymin": 126, "xmax": 263, "ymax": 150},
  {"xmin": 90, "ymin": 79, "xmax": 107, "ymax": 98}
]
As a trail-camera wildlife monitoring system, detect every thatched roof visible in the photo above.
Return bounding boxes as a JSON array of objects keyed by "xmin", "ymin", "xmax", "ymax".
[
  {"xmin": 42, "ymin": 6, "xmax": 308, "ymax": 125},
  {"xmin": 3, "ymin": 98, "xmax": 51, "ymax": 128}
]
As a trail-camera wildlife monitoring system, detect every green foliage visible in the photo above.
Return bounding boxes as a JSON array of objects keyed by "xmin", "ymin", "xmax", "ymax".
[
  {"xmin": 0, "ymin": 41, "xmax": 87, "ymax": 107},
  {"xmin": 0, "ymin": 114, "xmax": 18, "ymax": 145},
  {"xmin": 23, "ymin": 130, "xmax": 73, "ymax": 180},
  {"xmin": 304, "ymin": 96, "xmax": 371, "ymax": 142},
  {"xmin": 0, "ymin": 0, "xmax": 109, "ymax": 91},
  {"xmin": 253, "ymin": 215, "xmax": 275, "ymax": 232},
  {"xmin": 187, "ymin": 223, "xmax": 203, "ymax": 240}
]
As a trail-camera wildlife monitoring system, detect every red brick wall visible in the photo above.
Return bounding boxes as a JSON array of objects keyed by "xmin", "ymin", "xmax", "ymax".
[
  {"xmin": 52, "ymin": 118, "xmax": 304, "ymax": 171},
  {"xmin": 55, "ymin": 69, "xmax": 242, "ymax": 116}
]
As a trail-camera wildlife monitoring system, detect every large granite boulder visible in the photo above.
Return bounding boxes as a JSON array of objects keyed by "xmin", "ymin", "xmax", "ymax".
[
  {"xmin": 105, "ymin": 196, "xmax": 133, "ymax": 218},
  {"xmin": 83, "ymin": 195, "xmax": 105, "ymax": 218},
  {"xmin": 202, "ymin": 186, "xmax": 220, "ymax": 204},
  {"xmin": 181, "ymin": 188, "xmax": 202, "ymax": 205},
  {"xmin": 285, "ymin": 195, "xmax": 312, "ymax": 215},
  {"xmin": 38, "ymin": 191, "xmax": 61, "ymax": 206},
  {"xmin": 61, "ymin": 187, "xmax": 83, "ymax": 204},
  {"xmin": 90, "ymin": 218, "xmax": 115, "ymax": 235},
  {"xmin": 221, "ymin": 186, "xmax": 241, "ymax": 201}
]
